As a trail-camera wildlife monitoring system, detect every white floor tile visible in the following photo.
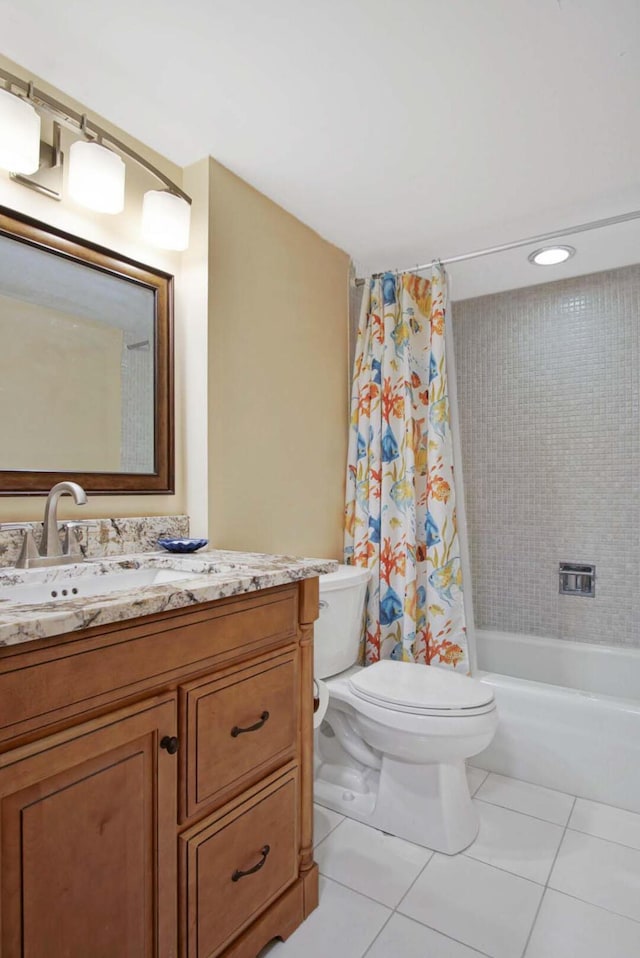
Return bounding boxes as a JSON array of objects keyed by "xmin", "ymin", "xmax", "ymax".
[
  {"xmin": 262, "ymin": 876, "xmax": 390, "ymax": 957},
  {"xmin": 475, "ymin": 773, "xmax": 574, "ymax": 826},
  {"xmin": 525, "ymin": 889, "xmax": 640, "ymax": 958},
  {"xmin": 367, "ymin": 913, "xmax": 486, "ymax": 958},
  {"xmin": 466, "ymin": 765, "xmax": 489, "ymax": 796},
  {"xmin": 313, "ymin": 803, "xmax": 344, "ymax": 847},
  {"xmin": 466, "ymin": 799, "xmax": 564, "ymax": 884},
  {"xmin": 399, "ymin": 853, "xmax": 543, "ymax": 958},
  {"xmin": 569, "ymin": 798, "xmax": 640, "ymax": 851},
  {"xmin": 315, "ymin": 817, "xmax": 432, "ymax": 907},
  {"xmin": 549, "ymin": 830, "xmax": 640, "ymax": 922}
]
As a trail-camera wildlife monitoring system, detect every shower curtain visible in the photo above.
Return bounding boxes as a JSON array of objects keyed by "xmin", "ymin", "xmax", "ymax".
[{"xmin": 344, "ymin": 267, "xmax": 469, "ymax": 672}]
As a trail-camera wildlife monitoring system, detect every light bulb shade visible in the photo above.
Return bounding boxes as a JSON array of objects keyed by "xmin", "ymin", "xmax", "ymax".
[
  {"xmin": 0, "ymin": 89, "xmax": 41, "ymax": 174},
  {"xmin": 68, "ymin": 140, "xmax": 125, "ymax": 213},
  {"xmin": 142, "ymin": 190, "xmax": 191, "ymax": 250}
]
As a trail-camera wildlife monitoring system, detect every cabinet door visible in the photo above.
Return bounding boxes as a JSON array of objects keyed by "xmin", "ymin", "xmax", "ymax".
[{"xmin": 0, "ymin": 695, "xmax": 178, "ymax": 958}]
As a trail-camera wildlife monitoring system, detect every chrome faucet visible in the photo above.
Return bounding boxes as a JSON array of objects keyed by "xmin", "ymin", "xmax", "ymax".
[
  {"xmin": 40, "ymin": 481, "xmax": 88, "ymax": 560},
  {"xmin": 0, "ymin": 481, "xmax": 92, "ymax": 569}
]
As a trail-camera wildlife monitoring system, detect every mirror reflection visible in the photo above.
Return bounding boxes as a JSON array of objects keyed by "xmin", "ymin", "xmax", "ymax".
[{"xmin": 0, "ymin": 232, "xmax": 156, "ymax": 474}]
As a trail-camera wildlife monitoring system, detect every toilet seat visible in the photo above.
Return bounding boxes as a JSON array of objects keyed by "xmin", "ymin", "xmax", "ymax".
[{"xmin": 348, "ymin": 660, "xmax": 495, "ymax": 717}]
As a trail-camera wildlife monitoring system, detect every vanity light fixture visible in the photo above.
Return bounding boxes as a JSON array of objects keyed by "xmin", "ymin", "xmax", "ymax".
[
  {"xmin": 68, "ymin": 140, "xmax": 126, "ymax": 214},
  {"xmin": 0, "ymin": 67, "xmax": 191, "ymax": 249},
  {"xmin": 141, "ymin": 189, "xmax": 191, "ymax": 251},
  {"xmin": 528, "ymin": 245, "xmax": 576, "ymax": 266},
  {"xmin": 0, "ymin": 86, "xmax": 41, "ymax": 174}
]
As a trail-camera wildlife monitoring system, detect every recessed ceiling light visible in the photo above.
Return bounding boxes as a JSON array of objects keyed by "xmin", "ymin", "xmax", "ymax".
[{"xmin": 528, "ymin": 245, "xmax": 576, "ymax": 266}]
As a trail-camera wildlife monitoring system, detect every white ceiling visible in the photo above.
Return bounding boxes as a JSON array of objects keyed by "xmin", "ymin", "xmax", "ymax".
[{"xmin": 1, "ymin": 0, "xmax": 639, "ymax": 297}]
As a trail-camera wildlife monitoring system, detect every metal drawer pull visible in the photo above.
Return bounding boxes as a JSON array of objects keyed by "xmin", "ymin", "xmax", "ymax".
[
  {"xmin": 231, "ymin": 711, "xmax": 270, "ymax": 738},
  {"xmin": 232, "ymin": 845, "xmax": 271, "ymax": 882}
]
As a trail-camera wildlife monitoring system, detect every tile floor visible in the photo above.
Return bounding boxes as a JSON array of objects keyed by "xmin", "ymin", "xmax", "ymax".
[{"xmin": 260, "ymin": 767, "xmax": 640, "ymax": 957}]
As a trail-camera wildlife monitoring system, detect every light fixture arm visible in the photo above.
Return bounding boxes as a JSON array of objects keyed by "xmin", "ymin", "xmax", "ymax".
[{"xmin": 0, "ymin": 65, "xmax": 191, "ymax": 205}]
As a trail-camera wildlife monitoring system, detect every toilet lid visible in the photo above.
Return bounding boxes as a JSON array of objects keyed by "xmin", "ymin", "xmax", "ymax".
[{"xmin": 348, "ymin": 660, "xmax": 494, "ymax": 712}]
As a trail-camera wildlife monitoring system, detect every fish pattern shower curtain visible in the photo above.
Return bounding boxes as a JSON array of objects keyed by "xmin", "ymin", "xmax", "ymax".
[{"xmin": 344, "ymin": 268, "xmax": 469, "ymax": 671}]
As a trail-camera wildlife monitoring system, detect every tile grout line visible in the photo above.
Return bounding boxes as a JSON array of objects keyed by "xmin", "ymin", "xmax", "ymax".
[
  {"xmin": 475, "ymin": 769, "xmax": 581, "ymax": 799},
  {"xmin": 518, "ymin": 794, "xmax": 577, "ymax": 958},
  {"xmin": 540, "ymin": 883, "xmax": 640, "ymax": 927},
  {"xmin": 314, "ymin": 872, "xmax": 404, "ymax": 912},
  {"xmin": 360, "ymin": 853, "xmax": 438, "ymax": 958},
  {"xmin": 358, "ymin": 911, "xmax": 394, "ymax": 957},
  {"xmin": 389, "ymin": 914, "xmax": 495, "ymax": 958},
  {"xmin": 473, "ymin": 795, "xmax": 574, "ymax": 827},
  {"xmin": 565, "ymin": 823, "xmax": 640, "ymax": 853},
  {"xmin": 459, "ymin": 847, "xmax": 561, "ymax": 888},
  {"xmin": 312, "ymin": 807, "xmax": 345, "ymax": 852},
  {"xmin": 468, "ymin": 769, "xmax": 490, "ymax": 795}
]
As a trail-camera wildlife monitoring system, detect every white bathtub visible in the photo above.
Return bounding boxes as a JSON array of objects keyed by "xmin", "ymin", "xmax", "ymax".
[{"xmin": 474, "ymin": 629, "xmax": 640, "ymax": 813}]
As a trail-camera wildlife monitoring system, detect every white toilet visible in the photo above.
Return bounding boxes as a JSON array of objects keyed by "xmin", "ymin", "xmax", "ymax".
[{"xmin": 314, "ymin": 565, "xmax": 498, "ymax": 854}]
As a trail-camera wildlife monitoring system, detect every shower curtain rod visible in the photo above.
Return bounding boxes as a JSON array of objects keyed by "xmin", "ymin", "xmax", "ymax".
[{"xmin": 353, "ymin": 208, "xmax": 640, "ymax": 287}]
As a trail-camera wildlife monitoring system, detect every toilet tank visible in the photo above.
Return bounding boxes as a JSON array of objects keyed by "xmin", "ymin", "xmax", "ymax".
[{"xmin": 315, "ymin": 565, "xmax": 370, "ymax": 679}]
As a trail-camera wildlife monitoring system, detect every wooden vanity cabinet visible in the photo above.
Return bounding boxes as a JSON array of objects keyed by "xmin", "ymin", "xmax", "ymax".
[{"xmin": 0, "ymin": 578, "xmax": 319, "ymax": 958}]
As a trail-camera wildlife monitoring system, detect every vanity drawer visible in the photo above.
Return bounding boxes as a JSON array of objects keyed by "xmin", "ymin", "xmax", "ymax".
[
  {"xmin": 182, "ymin": 651, "xmax": 298, "ymax": 820},
  {"xmin": 181, "ymin": 768, "xmax": 298, "ymax": 958}
]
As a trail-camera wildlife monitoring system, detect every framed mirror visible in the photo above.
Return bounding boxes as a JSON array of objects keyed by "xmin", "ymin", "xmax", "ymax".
[{"xmin": 0, "ymin": 207, "xmax": 174, "ymax": 495}]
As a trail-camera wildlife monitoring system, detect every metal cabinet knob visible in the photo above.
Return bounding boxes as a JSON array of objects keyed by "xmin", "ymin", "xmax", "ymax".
[{"xmin": 160, "ymin": 735, "xmax": 179, "ymax": 754}]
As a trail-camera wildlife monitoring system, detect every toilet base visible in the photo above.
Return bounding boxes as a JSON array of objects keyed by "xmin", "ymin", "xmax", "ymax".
[{"xmin": 315, "ymin": 755, "xmax": 479, "ymax": 854}]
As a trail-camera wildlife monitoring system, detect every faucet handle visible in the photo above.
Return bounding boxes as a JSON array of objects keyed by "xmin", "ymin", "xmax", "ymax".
[
  {"xmin": 63, "ymin": 520, "xmax": 98, "ymax": 557},
  {"xmin": 0, "ymin": 523, "xmax": 40, "ymax": 569}
]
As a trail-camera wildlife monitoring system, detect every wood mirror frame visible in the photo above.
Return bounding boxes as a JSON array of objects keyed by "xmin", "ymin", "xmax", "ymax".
[{"xmin": 0, "ymin": 206, "xmax": 174, "ymax": 495}]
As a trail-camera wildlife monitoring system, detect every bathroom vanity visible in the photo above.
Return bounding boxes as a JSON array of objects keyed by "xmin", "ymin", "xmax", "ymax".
[{"xmin": 0, "ymin": 550, "xmax": 334, "ymax": 957}]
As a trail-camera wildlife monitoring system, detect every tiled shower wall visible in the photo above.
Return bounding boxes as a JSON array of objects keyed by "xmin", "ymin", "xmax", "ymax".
[{"xmin": 453, "ymin": 264, "xmax": 640, "ymax": 647}]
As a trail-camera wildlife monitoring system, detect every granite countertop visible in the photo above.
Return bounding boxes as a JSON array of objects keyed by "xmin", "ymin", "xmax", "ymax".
[{"xmin": 0, "ymin": 550, "xmax": 338, "ymax": 648}]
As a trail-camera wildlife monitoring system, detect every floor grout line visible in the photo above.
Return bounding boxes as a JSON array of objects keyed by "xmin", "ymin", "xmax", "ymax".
[
  {"xmin": 479, "ymin": 769, "xmax": 581, "ymax": 799},
  {"xmin": 458, "ymin": 847, "xmax": 557, "ymax": 888},
  {"xmin": 569, "ymin": 794, "xmax": 640, "ymax": 815},
  {"xmin": 358, "ymin": 910, "xmax": 394, "ymax": 958},
  {"xmin": 391, "ymin": 912, "xmax": 496, "ymax": 958},
  {"xmin": 468, "ymin": 770, "xmax": 490, "ymax": 795},
  {"xmin": 361, "ymin": 852, "xmax": 438, "ymax": 958},
  {"xmin": 313, "ymin": 873, "xmax": 394, "ymax": 911},
  {"xmin": 312, "ymin": 807, "xmax": 345, "ymax": 851},
  {"xmin": 473, "ymin": 795, "xmax": 573, "ymax": 827},
  {"xmin": 542, "ymin": 884, "xmax": 640, "ymax": 927},
  {"xmin": 519, "ymin": 795, "xmax": 577, "ymax": 958},
  {"xmin": 565, "ymin": 823, "xmax": 640, "ymax": 853}
]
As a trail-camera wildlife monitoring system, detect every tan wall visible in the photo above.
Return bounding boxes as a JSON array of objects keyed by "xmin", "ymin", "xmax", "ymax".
[
  {"xmin": 0, "ymin": 54, "xmax": 187, "ymax": 524},
  {"xmin": 207, "ymin": 160, "xmax": 350, "ymax": 559},
  {"xmin": 0, "ymin": 297, "xmax": 122, "ymax": 471}
]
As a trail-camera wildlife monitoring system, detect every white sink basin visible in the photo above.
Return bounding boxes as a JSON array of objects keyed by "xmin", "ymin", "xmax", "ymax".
[{"xmin": 0, "ymin": 566, "xmax": 200, "ymax": 605}]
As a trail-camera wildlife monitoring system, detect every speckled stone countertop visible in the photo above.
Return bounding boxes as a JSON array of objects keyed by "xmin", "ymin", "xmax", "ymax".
[{"xmin": 0, "ymin": 550, "xmax": 338, "ymax": 648}]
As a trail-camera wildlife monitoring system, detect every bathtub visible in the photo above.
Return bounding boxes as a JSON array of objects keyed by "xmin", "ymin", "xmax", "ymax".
[{"xmin": 474, "ymin": 629, "xmax": 640, "ymax": 813}]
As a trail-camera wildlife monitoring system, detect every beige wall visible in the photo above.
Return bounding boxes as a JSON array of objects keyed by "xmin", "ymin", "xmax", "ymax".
[
  {"xmin": 175, "ymin": 158, "xmax": 211, "ymax": 538},
  {"xmin": 207, "ymin": 160, "xmax": 350, "ymax": 559}
]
